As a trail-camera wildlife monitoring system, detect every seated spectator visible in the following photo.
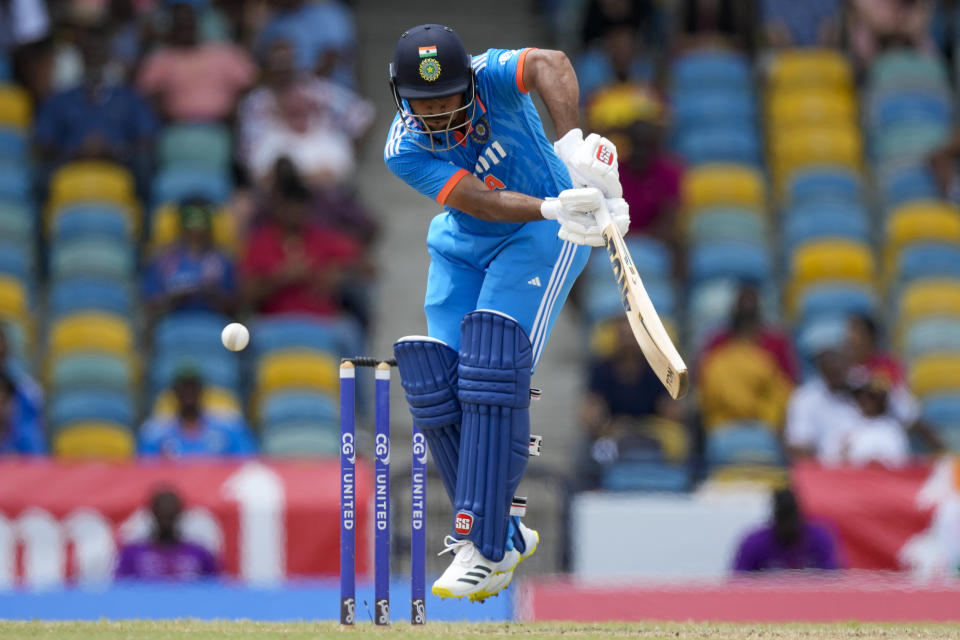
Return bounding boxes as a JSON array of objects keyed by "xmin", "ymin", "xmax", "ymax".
[
  {"xmin": 137, "ymin": 1, "xmax": 255, "ymax": 122},
  {"xmin": 256, "ymin": 0, "xmax": 357, "ymax": 87},
  {"xmin": 587, "ymin": 84, "xmax": 682, "ymax": 252},
  {"xmin": 0, "ymin": 371, "xmax": 45, "ymax": 455},
  {"xmin": 143, "ymin": 198, "xmax": 237, "ymax": 320},
  {"xmin": 576, "ymin": 25, "xmax": 654, "ymax": 106},
  {"xmin": 139, "ymin": 364, "xmax": 255, "ymax": 457},
  {"xmin": 115, "ymin": 488, "xmax": 219, "ymax": 581},
  {"xmin": 699, "ymin": 285, "xmax": 796, "ymax": 430},
  {"xmin": 760, "ymin": 0, "xmax": 841, "ymax": 48},
  {"xmin": 675, "ymin": 0, "xmax": 755, "ymax": 53},
  {"xmin": 241, "ymin": 166, "xmax": 363, "ymax": 317},
  {"xmin": 237, "ymin": 38, "xmax": 374, "ymax": 189},
  {"xmin": 733, "ymin": 488, "xmax": 840, "ymax": 572},
  {"xmin": 580, "ymin": 0, "xmax": 660, "ymax": 49},
  {"xmin": 848, "ymin": 0, "xmax": 935, "ymax": 70},
  {"xmin": 0, "ymin": 323, "xmax": 43, "ymax": 424},
  {"xmin": 34, "ymin": 24, "xmax": 158, "ymax": 186},
  {"xmin": 819, "ymin": 366, "xmax": 911, "ymax": 468}
]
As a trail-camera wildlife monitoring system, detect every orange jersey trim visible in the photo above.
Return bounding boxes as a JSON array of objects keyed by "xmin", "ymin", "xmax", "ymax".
[
  {"xmin": 436, "ymin": 168, "xmax": 470, "ymax": 205},
  {"xmin": 516, "ymin": 48, "xmax": 536, "ymax": 94}
]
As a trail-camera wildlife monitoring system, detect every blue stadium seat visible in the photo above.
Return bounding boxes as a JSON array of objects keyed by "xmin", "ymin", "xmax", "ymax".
[
  {"xmin": 922, "ymin": 393, "xmax": 960, "ymax": 426},
  {"xmin": 881, "ymin": 164, "xmax": 939, "ymax": 210},
  {"xmin": 601, "ymin": 461, "xmax": 690, "ymax": 492},
  {"xmin": 904, "ymin": 317, "xmax": 960, "ymax": 361},
  {"xmin": 152, "ymin": 168, "xmax": 232, "ymax": 207},
  {"xmin": 52, "ymin": 204, "xmax": 133, "ymax": 242},
  {"xmin": 783, "ymin": 203, "xmax": 871, "ymax": 252},
  {"xmin": 0, "ymin": 127, "xmax": 26, "ymax": 162},
  {"xmin": 0, "ymin": 240, "xmax": 31, "ymax": 280},
  {"xmin": 0, "ymin": 165, "xmax": 29, "ymax": 203},
  {"xmin": 583, "ymin": 276, "xmax": 675, "ymax": 325},
  {"xmin": 251, "ymin": 315, "xmax": 344, "ymax": 357},
  {"xmin": 689, "ymin": 242, "xmax": 772, "ymax": 285},
  {"xmin": 151, "ymin": 351, "xmax": 240, "ymax": 393},
  {"xmin": 896, "ymin": 243, "xmax": 960, "ymax": 285},
  {"xmin": 677, "ymin": 126, "xmax": 760, "ymax": 167},
  {"xmin": 688, "ymin": 208, "xmax": 767, "ymax": 246},
  {"xmin": 672, "ymin": 51, "xmax": 751, "ymax": 92},
  {"xmin": 0, "ymin": 200, "xmax": 32, "ymax": 243},
  {"xmin": 50, "ymin": 389, "xmax": 135, "ymax": 428},
  {"xmin": 869, "ymin": 51, "xmax": 951, "ymax": 93},
  {"xmin": 585, "ymin": 235, "xmax": 672, "ymax": 282},
  {"xmin": 261, "ymin": 421, "xmax": 340, "ymax": 457},
  {"xmin": 870, "ymin": 91, "xmax": 952, "ymax": 130},
  {"xmin": 0, "ymin": 56, "xmax": 10, "ymax": 82},
  {"xmin": 874, "ymin": 121, "xmax": 949, "ymax": 165},
  {"xmin": 261, "ymin": 390, "xmax": 337, "ymax": 427},
  {"xmin": 154, "ymin": 311, "xmax": 232, "ymax": 353},
  {"xmin": 672, "ymin": 90, "xmax": 755, "ymax": 129},
  {"xmin": 51, "ymin": 352, "xmax": 135, "ymax": 393},
  {"xmin": 796, "ymin": 283, "xmax": 876, "ymax": 326},
  {"xmin": 158, "ymin": 124, "xmax": 231, "ymax": 170},
  {"xmin": 786, "ymin": 167, "xmax": 862, "ymax": 207},
  {"xmin": 706, "ymin": 422, "xmax": 784, "ymax": 467},
  {"xmin": 49, "ymin": 238, "xmax": 133, "ymax": 281}
]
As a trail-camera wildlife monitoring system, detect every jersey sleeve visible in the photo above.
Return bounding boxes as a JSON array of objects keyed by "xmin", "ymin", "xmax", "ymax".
[
  {"xmin": 476, "ymin": 47, "xmax": 536, "ymax": 111},
  {"xmin": 385, "ymin": 142, "xmax": 471, "ymax": 206}
]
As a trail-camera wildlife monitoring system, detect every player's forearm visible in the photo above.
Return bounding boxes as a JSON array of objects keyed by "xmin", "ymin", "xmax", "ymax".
[
  {"xmin": 447, "ymin": 186, "xmax": 544, "ymax": 223},
  {"xmin": 526, "ymin": 49, "xmax": 580, "ymax": 137}
]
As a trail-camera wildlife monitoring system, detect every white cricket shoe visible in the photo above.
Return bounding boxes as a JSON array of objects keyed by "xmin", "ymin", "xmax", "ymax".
[
  {"xmin": 468, "ymin": 521, "xmax": 540, "ymax": 603},
  {"xmin": 431, "ymin": 536, "xmax": 519, "ymax": 600}
]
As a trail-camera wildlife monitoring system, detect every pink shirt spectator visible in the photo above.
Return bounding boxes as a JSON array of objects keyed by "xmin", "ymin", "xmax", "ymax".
[
  {"xmin": 138, "ymin": 43, "xmax": 255, "ymax": 122},
  {"xmin": 620, "ymin": 154, "xmax": 682, "ymax": 234}
]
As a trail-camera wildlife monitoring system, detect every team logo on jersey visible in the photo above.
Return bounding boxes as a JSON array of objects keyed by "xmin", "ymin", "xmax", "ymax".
[
  {"xmin": 419, "ymin": 58, "xmax": 441, "ymax": 82},
  {"xmin": 470, "ymin": 117, "xmax": 490, "ymax": 144}
]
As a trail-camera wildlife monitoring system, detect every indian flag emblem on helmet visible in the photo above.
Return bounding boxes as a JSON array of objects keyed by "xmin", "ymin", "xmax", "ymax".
[
  {"xmin": 419, "ymin": 57, "xmax": 441, "ymax": 82},
  {"xmin": 419, "ymin": 45, "xmax": 438, "ymax": 58}
]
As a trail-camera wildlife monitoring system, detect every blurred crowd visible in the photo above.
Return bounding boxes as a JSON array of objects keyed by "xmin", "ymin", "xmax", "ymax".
[
  {"xmin": 556, "ymin": 0, "xmax": 960, "ymax": 494},
  {"xmin": 0, "ymin": 0, "xmax": 378, "ymax": 459}
]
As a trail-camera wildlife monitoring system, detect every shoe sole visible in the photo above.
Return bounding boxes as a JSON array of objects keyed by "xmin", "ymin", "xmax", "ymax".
[{"xmin": 432, "ymin": 530, "xmax": 541, "ymax": 602}]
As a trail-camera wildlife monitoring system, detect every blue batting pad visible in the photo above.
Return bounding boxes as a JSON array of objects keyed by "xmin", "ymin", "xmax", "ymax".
[
  {"xmin": 454, "ymin": 310, "xmax": 532, "ymax": 562},
  {"xmin": 394, "ymin": 336, "xmax": 462, "ymax": 502}
]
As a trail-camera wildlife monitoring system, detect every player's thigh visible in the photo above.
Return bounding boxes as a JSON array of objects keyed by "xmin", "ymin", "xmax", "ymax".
[
  {"xmin": 424, "ymin": 245, "xmax": 484, "ymax": 349},
  {"xmin": 477, "ymin": 221, "xmax": 590, "ymax": 366}
]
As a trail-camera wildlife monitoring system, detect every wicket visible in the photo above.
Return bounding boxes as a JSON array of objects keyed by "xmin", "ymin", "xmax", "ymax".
[{"xmin": 339, "ymin": 357, "xmax": 426, "ymax": 627}]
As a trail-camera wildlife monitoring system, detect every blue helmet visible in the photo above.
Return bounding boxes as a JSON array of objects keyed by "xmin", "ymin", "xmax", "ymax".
[{"xmin": 389, "ymin": 24, "xmax": 477, "ymax": 152}]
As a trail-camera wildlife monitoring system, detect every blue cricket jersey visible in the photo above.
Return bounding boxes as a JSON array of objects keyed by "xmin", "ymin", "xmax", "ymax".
[{"xmin": 384, "ymin": 47, "xmax": 573, "ymax": 235}]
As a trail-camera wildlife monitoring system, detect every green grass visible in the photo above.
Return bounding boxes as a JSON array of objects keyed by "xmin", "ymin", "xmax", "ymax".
[{"xmin": 2, "ymin": 621, "xmax": 960, "ymax": 640}]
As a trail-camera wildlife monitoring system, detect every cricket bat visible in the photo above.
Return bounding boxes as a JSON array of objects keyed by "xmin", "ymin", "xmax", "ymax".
[{"xmin": 593, "ymin": 200, "xmax": 689, "ymax": 400}]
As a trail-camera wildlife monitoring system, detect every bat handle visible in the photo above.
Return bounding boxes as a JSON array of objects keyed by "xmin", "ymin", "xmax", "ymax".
[{"xmin": 592, "ymin": 195, "xmax": 615, "ymax": 237}]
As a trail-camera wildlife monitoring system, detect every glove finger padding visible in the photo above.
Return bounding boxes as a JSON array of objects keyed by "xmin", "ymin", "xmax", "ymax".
[
  {"xmin": 605, "ymin": 197, "xmax": 631, "ymax": 235},
  {"xmin": 557, "ymin": 187, "xmax": 603, "ymax": 212},
  {"xmin": 559, "ymin": 226, "xmax": 604, "ymax": 247}
]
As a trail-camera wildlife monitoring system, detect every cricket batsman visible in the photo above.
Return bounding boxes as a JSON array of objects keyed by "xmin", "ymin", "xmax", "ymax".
[{"xmin": 385, "ymin": 24, "xmax": 629, "ymax": 601}]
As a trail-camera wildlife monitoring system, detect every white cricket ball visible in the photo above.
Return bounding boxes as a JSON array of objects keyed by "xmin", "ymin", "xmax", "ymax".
[{"xmin": 221, "ymin": 322, "xmax": 250, "ymax": 352}]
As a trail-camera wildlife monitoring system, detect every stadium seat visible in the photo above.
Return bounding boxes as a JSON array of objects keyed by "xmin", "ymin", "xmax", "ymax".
[
  {"xmin": 0, "ymin": 240, "xmax": 31, "ymax": 282},
  {"xmin": 874, "ymin": 121, "xmax": 950, "ymax": 165},
  {"xmin": 158, "ymin": 124, "xmax": 231, "ymax": 170},
  {"xmin": 601, "ymin": 461, "xmax": 690, "ymax": 492},
  {"xmin": 783, "ymin": 203, "xmax": 871, "ymax": 253},
  {"xmin": 869, "ymin": 91, "xmax": 952, "ymax": 130},
  {"xmin": 251, "ymin": 315, "xmax": 344, "ymax": 358},
  {"xmin": 49, "ymin": 238, "xmax": 134, "ymax": 281},
  {"xmin": 683, "ymin": 164, "xmax": 765, "ymax": 213},
  {"xmin": 909, "ymin": 354, "xmax": 960, "ymax": 398},
  {"xmin": 767, "ymin": 49, "xmax": 853, "ymax": 91},
  {"xmin": 869, "ymin": 51, "xmax": 950, "ymax": 93},
  {"xmin": 49, "ymin": 278, "xmax": 133, "ymax": 319},
  {"xmin": 53, "ymin": 421, "xmax": 134, "ymax": 461},
  {"xmin": 921, "ymin": 393, "xmax": 960, "ymax": 429},
  {"xmin": 904, "ymin": 317, "xmax": 960, "ymax": 361},
  {"xmin": 46, "ymin": 161, "xmax": 138, "ymax": 218},
  {"xmin": 706, "ymin": 464, "xmax": 788, "ymax": 488},
  {"xmin": 50, "ymin": 389, "xmax": 135, "ymax": 428},
  {"xmin": 0, "ymin": 164, "xmax": 30, "ymax": 203},
  {"xmin": 0, "ymin": 57, "xmax": 10, "ymax": 83},
  {"xmin": 585, "ymin": 234, "xmax": 673, "ymax": 282},
  {"xmin": 151, "ymin": 352, "xmax": 240, "ymax": 394},
  {"xmin": 672, "ymin": 91, "xmax": 755, "ymax": 130},
  {"xmin": 152, "ymin": 384, "xmax": 242, "ymax": 417},
  {"xmin": 895, "ymin": 244, "xmax": 960, "ymax": 286},
  {"xmin": 790, "ymin": 240, "xmax": 875, "ymax": 291},
  {"xmin": 148, "ymin": 202, "xmax": 237, "ymax": 254},
  {"xmin": 0, "ymin": 85, "xmax": 31, "ymax": 130},
  {"xmin": 885, "ymin": 201, "xmax": 960, "ymax": 267},
  {"xmin": 51, "ymin": 204, "xmax": 134, "ymax": 242},
  {"xmin": 152, "ymin": 167, "xmax": 232, "ymax": 206},
  {"xmin": 770, "ymin": 124, "xmax": 861, "ymax": 181},
  {"xmin": 785, "ymin": 167, "xmax": 862, "ymax": 207},
  {"xmin": 260, "ymin": 390, "xmax": 337, "ymax": 427},
  {"xmin": 768, "ymin": 89, "xmax": 855, "ymax": 128},
  {"xmin": 796, "ymin": 283, "xmax": 877, "ymax": 326},
  {"xmin": 880, "ymin": 164, "xmax": 939, "ymax": 211},
  {"xmin": 154, "ymin": 312, "xmax": 233, "ymax": 354},
  {"xmin": 677, "ymin": 126, "xmax": 761, "ymax": 166},
  {"xmin": 898, "ymin": 278, "xmax": 960, "ymax": 326},
  {"xmin": 50, "ymin": 352, "xmax": 136, "ymax": 393},
  {"xmin": 583, "ymin": 276, "xmax": 675, "ymax": 326},
  {"xmin": 0, "ymin": 126, "xmax": 25, "ymax": 162},
  {"xmin": 0, "ymin": 200, "xmax": 31, "ymax": 243},
  {"xmin": 706, "ymin": 421, "xmax": 784, "ymax": 467},
  {"xmin": 0, "ymin": 276, "xmax": 27, "ymax": 319},
  {"xmin": 261, "ymin": 422, "xmax": 340, "ymax": 457},
  {"xmin": 687, "ymin": 208, "xmax": 767, "ymax": 246},
  {"xmin": 672, "ymin": 51, "xmax": 751, "ymax": 92},
  {"xmin": 689, "ymin": 242, "xmax": 772, "ymax": 285},
  {"xmin": 256, "ymin": 350, "xmax": 339, "ymax": 396},
  {"xmin": 48, "ymin": 312, "xmax": 133, "ymax": 359}
]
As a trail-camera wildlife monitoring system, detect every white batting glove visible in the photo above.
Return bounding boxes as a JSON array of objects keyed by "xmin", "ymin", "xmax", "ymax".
[
  {"xmin": 541, "ymin": 190, "xmax": 631, "ymax": 247},
  {"xmin": 553, "ymin": 128, "xmax": 623, "ymax": 198}
]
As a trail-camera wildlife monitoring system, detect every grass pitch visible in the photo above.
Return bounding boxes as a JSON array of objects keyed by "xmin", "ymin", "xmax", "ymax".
[{"xmin": 2, "ymin": 621, "xmax": 960, "ymax": 640}]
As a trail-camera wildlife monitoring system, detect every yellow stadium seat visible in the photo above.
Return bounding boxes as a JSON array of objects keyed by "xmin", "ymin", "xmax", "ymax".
[
  {"xmin": 897, "ymin": 278, "xmax": 960, "ymax": 326},
  {"xmin": 148, "ymin": 203, "xmax": 238, "ymax": 254},
  {"xmin": 0, "ymin": 276, "xmax": 26, "ymax": 319},
  {"xmin": 0, "ymin": 85, "xmax": 31, "ymax": 129},
  {"xmin": 152, "ymin": 385, "xmax": 242, "ymax": 417},
  {"xmin": 49, "ymin": 312, "xmax": 134, "ymax": 359},
  {"xmin": 792, "ymin": 239, "xmax": 875, "ymax": 284},
  {"xmin": 767, "ymin": 89, "xmax": 855, "ymax": 129},
  {"xmin": 910, "ymin": 354, "xmax": 960, "ymax": 398},
  {"xmin": 885, "ymin": 201, "xmax": 960, "ymax": 272},
  {"xmin": 683, "ymin": 164, "xmax": 766, "ymax": 213},
  {"xmin": 46, "ymin": 161, "xmax": 140, "ymax": 229},
  {"xmin": 53, "ymin": 422, "xmax": 135, "ymax": 460},
  {"xmin": 770, "ymin": 125, "xmax": 862, "ymax": 182},
  {"xmin": 257, "ymin": 349, "xmax": 338, "ymax": 396},
  {"xmin": 705, "ymin": 464, "xmax": 789, "ymax": 490},
  {"xmin": 767, "ymin": 49, "xmax": 854, "ymax": 91}
]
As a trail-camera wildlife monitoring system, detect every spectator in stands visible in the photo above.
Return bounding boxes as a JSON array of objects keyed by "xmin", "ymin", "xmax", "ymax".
[
  {"xmin": 241, "ymin": 164, "xmax": 363, "ymax": 318},
  {"xmin": 577, "ymin": 315, "xmax": 687, "ymax": 489},
  {"xmin": 819, "ymin": 365, "xmax": 911, "ymax": 468},
  {"xmin": 0, "ymin": 370, "xmax": 45, "ymax": 455},
  {"xmin": 733, "ymin": 488, "xmax": 840, "ymax": 571},
  {"xmin": 237, "ymin": 38, "xmax": 374, "ymax": 190},
  {"xmin": 137, "ymin": 1, "xmax": 255, "ymax": 122},
  {"xmin": 33, "ymin": 24, "xmax": 158, "ymax": 186},
  {"xmin": 576, "ymin": 24, "xmax": 654, "ymax": 106},
  {"xmin": 587, "ymin": 84, "xmax": 682, "ymax": 254},
  {"xmin": 143, "ymin": 197, "xmax": 237, "ymax": 320},
  {"xmin": 115, "ymin": 487, "xmax": 219, "ymax": 581},
  {"xmin": 139, "ymin": 363, "xmax": 255, "ymax": 457},
  {"xmin": 675, "ymin": 0, "xmax": 755, "ymax": 53},
  {"xmin": 580, "ymin": 0, "xmax": 660, "ymax": 48},
  {"xmin": 698, "ymin": 284, "xmax": 796, "ymax": 430},
  {"xmin": 0, "ymin": 323, "xmax": 42, "ymax": 426},
  {"xmin": 760, "ymin": 0, "xmax": 842, "ymax": 48},
  {"xmin": 0, "ymin": 0, "xmax": 52, "ymax": 98},
  {"xmin": 848, "ymin": 0, "xmax": 935, "ymax": 70},
  {"xmin": 256, "ymin": 0, "xmax": 356, "ymax": 87}
]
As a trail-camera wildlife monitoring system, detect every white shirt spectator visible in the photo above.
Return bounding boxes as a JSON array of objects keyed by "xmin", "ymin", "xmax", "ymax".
[
  {"xmin": 0, "ymin": 0, "xmax": 49, "ymax": 48},
  {"xmin": 785, "ymin": 377, "xmax": 860, "ymax": 454},
  {"xmin": 819, "ymin": 413, "xmax": 910, "ymax": 468}
]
